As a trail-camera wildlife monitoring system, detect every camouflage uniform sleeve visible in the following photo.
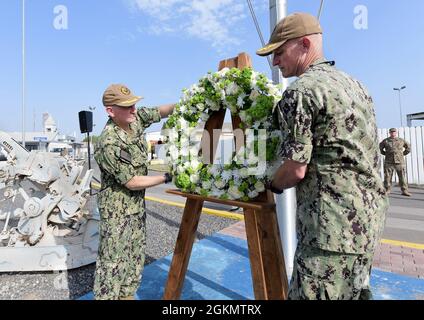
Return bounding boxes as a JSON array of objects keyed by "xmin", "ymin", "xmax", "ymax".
[
  {"xmin": 137, "ymin": 107, "xmax": 161, "ymax": 129},
  {"xmin": 277, "ymin": 89, "xmax": 314, "ymax": 164},
  {"xmin": 403, "ymin": 139, "xmax": 411, "ymax": 155},
  {"xmin": 95, "ymin": 144, "xmax": 137, "ymax": 186},
  {"xmin": 379, "ymin": 140, "xmax": 386, "ymax": 155}
]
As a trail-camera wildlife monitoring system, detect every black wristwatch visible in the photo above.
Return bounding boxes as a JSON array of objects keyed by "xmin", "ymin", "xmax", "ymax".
[
  {"xmin": 163, "ymin": 173, "xmax": 172, "ymax": 184},
  {"xmin": 270, "ymin": 183, "xmax": 284, "ymax": 194}
]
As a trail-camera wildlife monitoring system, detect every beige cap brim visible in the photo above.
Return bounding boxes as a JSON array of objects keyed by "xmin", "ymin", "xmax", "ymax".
[
  {"xmin": 256, "ymin": 40, "xmax": 286, "ymax": 57},
  {"xmin": 115, "ymin": 96, "xmax": 143, "ymax": 107}
]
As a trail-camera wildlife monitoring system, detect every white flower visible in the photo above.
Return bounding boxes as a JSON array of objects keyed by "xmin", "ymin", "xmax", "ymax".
[
  {"xmin": 177, "ymin": 165, "xmax": 185, "ymax": 174},
  {"xmin": 218, "ymin": 68, "xmax": 230, "ymax": 76},
  {"xmin": 179, "ymin": 105, "xmax": 187, "ymax": 113},
  {"xmin": 205, "ymin": 98, "xmax": 214, "ymax": 108},
  {"xmin": 220, "ymin": 89, "xmax": 226, "ymax": 99},
  {"xmin": 214, "ymin": 179, "xmax": 226, "ymax": 189},
  {"xmin": 200, "ymin": 112, "xmax": 210, "ymax": 121},
  {"xmin": 221, "ymin": 170, "xmax": 232, "ymax": 182},
  {"xmin": 167, "ymin": 129, "xmax": 178, "ymax": 142},
  {"xmin": 190, "ymin": 174, "xmax": 200, "ymax": 184},
  {"xmin": 254, "ymin": 163, "xmax": 267, "ymax": 178},
  {"xmin": 228, "ymin": 186, "xmax": 243, "ymax": 199},
  {"xmin": 209, "ymin": 165, "xmax": 222, "ymax": 177},
  {"xmin": 237, "ymin": 94, "xmax": 246, "ymax": 108},
  {"xmin": 226, "ymin": 82, "xmax": 239, "ymax": 95},
  {"xmin": 169, "ymin": 145, "xmax": 179, "ymax": 161},
  {"xmin": 189, "ymin": 147, "xmax": 199, "ymax": 157},
  {"xmin": 183, "ymin": 161, "xmax": 191, "ymax": 170},
  {"xmin": 179, "ymin": 119, "xmax": 189, "ymax": 131},
  {"xmin": 202, "ymin": 180, "xmax": 212, "ymax": 190},
  {"xmin": 248, "ymin": 189, "xmax": 259, "ymax": 199},
  {"xmin": 180, "ymin": 147, "xmax": 189, "ymax": 157},
  {"xmin": 209, "ymin": 102, "xmax": 221, "ymax": 111},
  {"xmin": 247, "ymin": 155, "xmax": 258, "ymax": 166},
  {"xmin": 211, "ymin": 187, "xmax": 225, "ymax": 198},
  {"xmin": 239, "ymin": 168, "xmax": 249, "ymax": 178},
  {"xmin": 190, "ymin": 159, "xmax": 201, "ymax": 170},
  {"xmin": 254, "ymin": 181, "xmax": 265, "ymax": 192},
  {"xmin": 232, "ymin": 170, "xmax": 241, "ymax": 181}
]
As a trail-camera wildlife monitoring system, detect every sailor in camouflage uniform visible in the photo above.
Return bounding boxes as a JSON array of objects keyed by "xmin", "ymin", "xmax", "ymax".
[
  {"xmin": 257, "ymin": 13, "xmax": 389, "ymax": 300},
  {"xmin": 379, "ymin": 128, "xmax": 411, "ymax": 196},
  {"xmin": 94, "ymin": 84, "xmax": 175, "ymax": 300}
]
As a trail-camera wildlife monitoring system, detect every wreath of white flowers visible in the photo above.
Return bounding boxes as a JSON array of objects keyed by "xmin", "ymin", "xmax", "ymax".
[{"xmin": 162, "ymin": 67, "xmax": 283, "ymax": 201}]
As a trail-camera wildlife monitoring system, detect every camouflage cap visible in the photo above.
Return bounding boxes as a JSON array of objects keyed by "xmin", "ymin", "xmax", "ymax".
[
  {"xmin": 256, "ymin": 12, "xmax": 322, "ymax": 57},
  {"xmin": 389, "ymin": 128, "xmax": 397, "ymax": 133},
  {"xmin": 102, "ymin": 84, "xmax": 143, "ymax": 107}
]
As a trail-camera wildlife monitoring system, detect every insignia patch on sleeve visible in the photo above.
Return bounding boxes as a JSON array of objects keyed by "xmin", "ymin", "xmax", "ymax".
[{"xmin": 119, "ymin": 150, "xmax": 132, "ymax": 164}]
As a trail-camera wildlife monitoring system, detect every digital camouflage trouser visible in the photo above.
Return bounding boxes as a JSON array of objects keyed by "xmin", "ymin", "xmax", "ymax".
[
  {"xmin": 384, "ymin": 163, "xmax": 408, "ymax": 191},
  {"xmin": 93, "ymin": 212, "xmax": 146, "ymax": 300},
  {"xmin": 288, "ymin": 244, "xmax": 374, "ymax": 300}
]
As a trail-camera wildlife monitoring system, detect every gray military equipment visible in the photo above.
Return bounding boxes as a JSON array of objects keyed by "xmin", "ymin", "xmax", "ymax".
[{"xmin": 0, "ymin": 131, "xmax": 99, "ymax": 271}]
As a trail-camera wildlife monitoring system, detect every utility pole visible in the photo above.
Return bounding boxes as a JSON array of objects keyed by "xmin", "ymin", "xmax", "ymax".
[
  {"xmin": 33, "ymin": 108, "xmax": 36, "ymax": 131},
  {"xmin": 393, "ymin": 86, "xmax": 406, "ymax": 127},
  {"xmin": 270, "ymin": 0, "xmax": 297, "ymax": 282},
  {"xmin": 22, "ymin": 0, "xmax": 26, "ymax": 148}
]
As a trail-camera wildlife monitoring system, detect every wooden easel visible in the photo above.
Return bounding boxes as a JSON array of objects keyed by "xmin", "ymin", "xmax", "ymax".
[{"xmin": 163, "ymin": 53, "xmax": 288, "ymax": 300}]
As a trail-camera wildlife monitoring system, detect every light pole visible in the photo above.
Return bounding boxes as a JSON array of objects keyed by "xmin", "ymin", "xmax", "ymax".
[
  {"xmin": 22, "ymin": 0, "xmax": 26, "ymax": 148},
  {"xmin": 393, "ymin": 86, "xmax": 406, "ymax": 127}
]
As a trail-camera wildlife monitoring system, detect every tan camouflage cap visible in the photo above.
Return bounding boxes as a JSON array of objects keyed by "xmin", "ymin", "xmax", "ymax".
[
  {"xmin": 389, "ymin": 128, "xmax": 397, "ymax": 132},
  {"xmin": 102, "ymin": 84, "xmax": 143, "ymax": 107},
  {"xmin": 256, "ymin": 12, "xmax": 322, "ymax": 57}
]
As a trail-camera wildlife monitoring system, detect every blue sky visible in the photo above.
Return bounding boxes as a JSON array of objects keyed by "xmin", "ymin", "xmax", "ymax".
[{"xmin": 1, "ymin": 0, "xmax": 423, "ymax": 140}]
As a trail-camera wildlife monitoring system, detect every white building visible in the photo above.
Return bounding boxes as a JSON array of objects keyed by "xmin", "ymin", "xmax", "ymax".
[{"xmin": 6, "ymin": 113, "xmax": 83, "ymax": 158}]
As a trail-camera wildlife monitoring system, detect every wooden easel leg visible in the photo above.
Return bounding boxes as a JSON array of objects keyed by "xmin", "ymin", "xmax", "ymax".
[
  {"xmin": 163, "ymin": 198, "xmax": 204, "ymax": 300},
  {"xmin": 256, "ymin": 208, "xmax": 289, "ymax": 300},
  {"xmin": 243, "ymin": 208, "xmax": 267, "ymax": 299}
]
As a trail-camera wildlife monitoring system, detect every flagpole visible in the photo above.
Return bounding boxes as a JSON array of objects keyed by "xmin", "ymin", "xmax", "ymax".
[
  {"xmin": 270, "ymin": 0, "xmax": 297, "ymax": 282},
  {"xmin": 22, "ymin": 0, "xmax": 26, "ymax": 148}
]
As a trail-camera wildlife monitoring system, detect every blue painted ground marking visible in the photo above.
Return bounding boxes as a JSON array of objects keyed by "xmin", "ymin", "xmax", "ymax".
[
  {"xmin": 371, "ymin": 268, "xmax": 424, "ymax": 300},
  {"xmin": 79, "ymin": 233, "xmax": 424, "ymax": 300}
]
